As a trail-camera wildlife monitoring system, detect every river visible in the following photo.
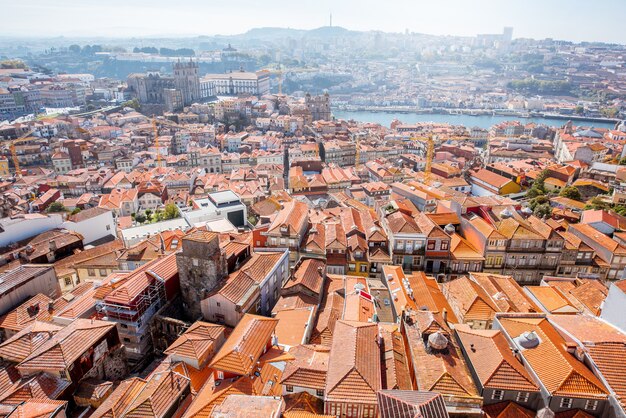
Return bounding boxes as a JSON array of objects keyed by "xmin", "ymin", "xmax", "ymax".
[{"xmin": 332, "ymin": 110, "xmax": 618, "ymax": 130}]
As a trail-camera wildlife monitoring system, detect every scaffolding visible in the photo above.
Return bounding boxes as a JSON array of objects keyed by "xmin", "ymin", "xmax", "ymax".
[{"xmin": 96, "ymin": 270, "xmax": 167, "ymax": 327}]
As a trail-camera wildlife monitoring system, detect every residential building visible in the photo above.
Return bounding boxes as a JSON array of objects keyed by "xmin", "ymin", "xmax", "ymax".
[
  {"xmin": 96, "ymin": 253, "xmax": 179, "ymax": 368},
  {"xmin": 202, "ymin": 250, "xmax": 289, "ymax": 326},
  {"xmin": 495, "ymin": 314, "xmax": 610, "ymax": 415},
  {"xmin": 455, "ymin": 324, "xmax": 540, "ymax": 409},
  {"xmin": 324, "ymin": 320, "xmax": 381, "ymax": 418}
]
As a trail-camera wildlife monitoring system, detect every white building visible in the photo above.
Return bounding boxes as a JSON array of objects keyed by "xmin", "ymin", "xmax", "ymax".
[
  {"xmin": 62, "ymin": 207, "xmax": 116, "ymax": 245},
  {"xmin": 202, "ymin": 71, "xmax": 270, "ymax": 96},
  {"xmin": 182, "ymin": 191, "xmax": 247, "ymax": 228},
  {"xmin": 601, "ymin": 281, "xmax": 626, "ymax": 332},
  {"xmin": 0, "ymin": 213, "xmax": 64, "ymax": 248}
]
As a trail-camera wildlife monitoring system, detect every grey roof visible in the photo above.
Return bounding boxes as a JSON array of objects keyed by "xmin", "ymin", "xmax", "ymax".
[
  {"xmin": 573, "ymin": 128, "xmax": 603, "ymax": 138},
  {"xmin": 377, "ymin": 390, "xmax": 449, "ymax": 418},
  {"xmin": 0, "ymin": 265, "xmax": 53, "ymax": 296}
]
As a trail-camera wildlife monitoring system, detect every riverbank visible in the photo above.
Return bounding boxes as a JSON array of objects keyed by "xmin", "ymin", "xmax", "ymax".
[{"xmin": 332, "ymin": 109, "xmax": 619, "ymax": 130}]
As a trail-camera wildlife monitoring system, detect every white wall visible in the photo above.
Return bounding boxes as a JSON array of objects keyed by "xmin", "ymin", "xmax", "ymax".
[
  {"xmin": 601, "ymin": 284, "xmax": 626, "ymax": 333},
  {"xmin": 0, "ymin": 214, "xmax": 63, "ymax": 247},
  {"xmin": 62, "ymin": 210, "xmax": 116, "ymax": 245}
]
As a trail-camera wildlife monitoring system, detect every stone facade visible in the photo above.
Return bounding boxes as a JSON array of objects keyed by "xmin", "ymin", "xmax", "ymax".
[
  {"xmin": 305, "ymin": 92, "xmax": 331, "ymax": 121},
  {"xmin": 174, "ymin": 60, "xmax": 200, "ymax": 106},
  {"xmin": 176, "ymin": 232, "xmax": 227, "ymax": 320}
]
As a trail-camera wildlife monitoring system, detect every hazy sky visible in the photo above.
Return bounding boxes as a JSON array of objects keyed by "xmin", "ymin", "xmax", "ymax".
[{"xmin": 1, "ymin": 0, "xmax": 625, "ymax": 43}]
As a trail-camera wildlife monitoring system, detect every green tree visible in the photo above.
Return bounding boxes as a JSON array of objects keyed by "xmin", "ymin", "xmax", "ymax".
[
  {"xmin": 533, "ymin": 169, "xmax": 549, "ymax": 191},
  {"xmin": 47, "ymin": 202, "xmax": 67, "ymax": 213},
  {"xmin": 585, "ymin": 196, "xmax": 611, "ymax": 211},
  {"xmin": 601, "ymin": 107, "xmax": 619, "ymax": 119},
  {"xmin": 533, "ymin": 203, "xmax": 552, "ymax": 218},
  {"xmin": 574, "ymin": 105, "xmax": 584, "ymax": 115},
  {"xmin": 529, "ymin": 194, "xmax": 549, "ymax": 210},
  {"xmin": 163, "ymin": 203, "xmax": 180, "ymax": 220},
  {"xmin": 145, "ymin": 209, "xmax": 153, "ymax": 221},
  {"xmin": 70, "ymin": 207, "xmax": 82, "ymax": 215},
  {"xmin": 526, "ymin": 186, "xmax": 544, "ymax": 200},
  {"xmin": 122, "ymin": 98, "xmax": 140, "ymax": 111},
  {"xmin": 153, "ymin": 209, "xmax": 164, "ymax": 222},
  {"xmin": 559, "ymin": 186, "xmax": 582, "ymax": 201},
  {"xmin": 135, "ymin": 213, "xmax": 147, "ymax": 223},
  {"xmin": 0, "ymin": 60, "xmax": 28, "ymax": 69},
  {"xmin": 620, "ymin": 157, "xmax": 626, "ymax": 166}
]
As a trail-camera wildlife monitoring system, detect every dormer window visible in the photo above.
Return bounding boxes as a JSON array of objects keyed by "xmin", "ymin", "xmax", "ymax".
[{"xmin": 280, "ymin": 225, "xmax": 288, "ymax": 233}]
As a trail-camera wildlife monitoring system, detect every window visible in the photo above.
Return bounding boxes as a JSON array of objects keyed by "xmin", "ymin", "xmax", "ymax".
[
  {"xmin": 441, "ymin": 240, "xmax": 449, "ymax": 250},
  {"xmin": 516, "ymin": 392, "xmax": 530, "ymax": 403},
  {"xmin": 99, "ymin": 269, "xmax": 107, "ymax": 276},
  {"xmin": 87, "ymin": 269, "xmax": 96, "ymax": 277},
  {"xmin": 360, "ymin": 264, "xmax": 368, "ymax": 273},
  {"xmin": 286, "ymin": 385, "xmax": 293, "ymax": 392},
  {"xmin": 106, "ymin": 224, "xmax": 111, "ymax": 230},
  {"xmin": 216, "ymin": 302, "xmax": 221, "ymax": 307},
  {"xmin": 584, "ymin": 400, "xmax": 598, "ymax": 411},
  {"xmin": 492, "ymin": 390, "xmax": 504, "ymax": 400},
  {"xmin": 123, "ymin": 337, "xmax": 130, "ymax": 343},
  {"xmin": 560, "ymin": 398, "xmax": 573, "ymax": 409},
  {"xmin": 316, "ymin": 389, "xmax": 324, "ymax": 397},
  {"xmin": 217, "ymin": 371, "xmax": 224, "ymax": 380},
  {"xmin": 192, "ymin": 258, "xmax": 199, "ymax": 267},
  {"xmin": 427, "ymin": 240, "xmax": 436, "ymax": 250},
  {"xmin": 64, "ymin": 277, "xmax": 72, "ymax": 286}
]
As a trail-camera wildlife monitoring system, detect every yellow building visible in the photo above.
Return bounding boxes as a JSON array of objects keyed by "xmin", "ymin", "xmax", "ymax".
[{"xmin": 0, "ymin": 157, "xmax": 9, "ymax": 176}]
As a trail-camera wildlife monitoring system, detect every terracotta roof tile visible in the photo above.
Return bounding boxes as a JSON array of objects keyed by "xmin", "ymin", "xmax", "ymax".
[
  {"xmin": 209, "ymin": 314, "xmax": 278, "ymax": 375},
  {"xmin": 325, "ymin": 321, "xmax": 381, "ymax": 404},
  {"xmin": 282, "ymin": 344, "xmax": 330, "ymax": 390},
  {"xmin": 455, "ymin": 324, "xmax": 538, "ymax": 391},
  {"xmin": 498, "ymin": 315, "xmax": 609, "ymax": 399},
  {"xmin": 164, "ymin": 321, "xmax": 225, "ymax": 367}
]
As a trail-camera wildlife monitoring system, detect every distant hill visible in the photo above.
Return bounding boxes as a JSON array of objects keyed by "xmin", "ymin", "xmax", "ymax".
[{"xmin": 240, "ymin": 26, "xmax": 355, "ymax": 40}]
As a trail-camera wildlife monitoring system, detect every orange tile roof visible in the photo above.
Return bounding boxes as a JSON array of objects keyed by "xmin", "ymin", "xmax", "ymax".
[
  {"xmin": 482, "ymin": 401, "xmax": 535, "ymax": 418},
  {"xmin": 209, "ymin": 314, "xmax": 278, "ymax": 375},
  {"xmin": 90, "ymin": 377, "xmax": 146, "ymax": 418},
  {"xmin": 0, "ymin": 372, "xmax": 71, "ymax": 405},
  {"xmin": 525, "ymin": 286, "xmax": 579, "ymax": 314},
  {"xmin": 441, "ymin": 276, "xmax": 499, "ymax": 322},
  {"xmin": 544, "ymin": 278, "xmax": 607, "ymax": 316},
  {"xmin": 104, "ymin": 252, "xmax": 178, "ymax": 305},
  {"xmin": 6, "ymin": 398, "xmax": 67, "ymax": 416},
  {"xmin": 471, "ymin": 169, "xmax": 513, "ymax": 188},
  {"xmin": 498, "ymin": 315, "xmax": 609, "ymax": 399},
  {"xmin": 183, "ymin": 352, "xmax": 284, "ymax": 418},
  {"xmin": 404, "ymin": 311, "xmax": 479, "ymax": 400},
  {"xmin": 455, "ymin": 324, "xmax": 538, "ymax": 391},
  {"xmin": 164, "ymin": 321, "xmax": 225, "ymax": 366},
  {"xmin": 325, "ymin": 321, "xmax": 381, "ymax": 404},
  {"xmin": 550, "ymin": 315, "xmax": 626, "ymax": 408},
  {"xmin": 469, "ymin": 273, "xmax": 540, "ymax": 314},
  {"xmin": 281, "ymin": 344, "xmax": 330, "ymax": 390},
  {"xmin": 121, "ymin": 370, "xmax": 189, "ymax": 418},
  {"xmin": 16, "ymin": 319, "xmax": 115, "ymax": 374},
  {"xmin": 0, "ymin": 321, "xmax": 62, "ymax": 363},
  {"xmin": 274, "ymin": 308, "xmax": 315, "ymax": 347},
  {"xmin": 284, "ymin": 259, "xmax": 325, "ymax": 296},
  {"xmin": 380, "ymin": 326, "xmax": 412, "ymax": 390}
]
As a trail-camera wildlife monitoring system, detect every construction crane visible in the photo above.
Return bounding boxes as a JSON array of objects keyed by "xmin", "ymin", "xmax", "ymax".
[
  {"xmin": 152, "ymin": 118, "xmax": 161, "ymax": 167},
  {"xmin": 410, "ymin": 135, "xmax": 435, "ymax": 185},
  {"xmin": 6, "ymin": 129, "xmax": 37, "ymax": 177},
  {"xmin": 152, "ymin": 117, "xmax": 184, "ymax": 167}
]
